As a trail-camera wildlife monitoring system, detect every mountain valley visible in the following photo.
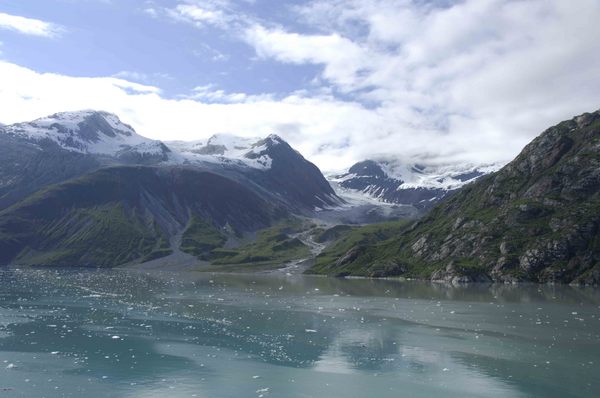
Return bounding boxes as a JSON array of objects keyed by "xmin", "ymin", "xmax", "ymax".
[{"xmin": 0, "ymin": 109, "xmax": 598, "ymax": 285}]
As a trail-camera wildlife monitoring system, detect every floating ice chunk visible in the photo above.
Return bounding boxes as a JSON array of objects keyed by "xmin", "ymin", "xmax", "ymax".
[{"xmin": 111, "ymin": 336, "xmax": 120, "ymax": 339}]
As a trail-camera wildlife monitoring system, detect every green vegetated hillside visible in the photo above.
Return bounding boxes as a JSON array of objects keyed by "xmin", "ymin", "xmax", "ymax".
[
  {"xmin": 0, "ymin": 111, "xmax": 348, "ymax": 269},
  {"xmin": 0, "ymin": 201, "xmax": 172, "ymax": 267},
  {"xmin": 180, "ymin": 218, "xmax": 313, "ymax": 271},
  {"xmin": 0, "ymin": 166, "xmax": 284, "ymax": 267},
  {"xmin": 308, "ymin": 111, "xmax": 600, "ymax": 285},
  {"xmin": 310, "ymin": 221, "xmax": 410, "ymax": 277},
  {"xmin": 179, "ymin": 215, "xmax": 228, "ymax": 260}
]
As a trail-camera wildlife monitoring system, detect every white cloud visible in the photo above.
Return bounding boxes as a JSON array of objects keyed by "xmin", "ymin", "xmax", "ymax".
[
  {"xmin": 143, "ymin": 7, "xmax": 158, "ymax": 18},
  {"xmin": 113, "ymin": 70, "xmax": 150, "ymax": 81},
  {"xmin": 171, "ymin": 4, "xmax": 226, "ymax": 27},
  {"xmin": 0, "ymin": 61, "xmax": 379, "ymax": 171},
  {"xmin": 2, "ymin": 0, "xmax": 600, "ymax": 173},
  {"xmin": 189, "ymin": 84, "xmax": 250, "ymax": 103},
  {"xmin": 0, "ymin": 59, "xmax": 550, "ymax": 173},
  {"xmin": 0, "ymin": 12, "xmax": 63, "ymax": 37},
  {"xmin": 241, "ymin": 0, "xmax": 600, "ymax": 167},
  {"xmin": 166, "ymin": 0, "xmax": 240, "ymax": 28},
  {"xmin": 244, "ymin": 25, "xmax": 376, "ymax": 91},
  {"xmin": 112, "ymin": 70, "xmax": 173, "ymax": 84},
  {"xmin": 192, "ymin": 43, "xmax": 230, "ymax": 62}
]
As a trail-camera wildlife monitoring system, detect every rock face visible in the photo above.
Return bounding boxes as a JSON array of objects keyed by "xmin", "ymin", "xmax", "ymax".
[
  {"xmin": 244, "ymin": 135, "xmax": 339, "ymax": 211},
  {"xmin": 171, "ymin": 134, "xmax": 339, "ymax": 210},
  {"xmin": 331, "ymin": 159, "xmax": 495, "ymax": 210},
  {"xmin": 311, "ymin": 110, "xmax": 600, "ymax": 284}
]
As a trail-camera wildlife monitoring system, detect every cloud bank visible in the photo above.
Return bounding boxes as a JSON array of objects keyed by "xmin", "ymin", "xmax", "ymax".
[
  {"xmin": 1, "ymin": 0, "xmax": 600, "ymax": 172},
  {"xmin": 0, "ymin": 12, "xmax": 63, "ymax": 37}
]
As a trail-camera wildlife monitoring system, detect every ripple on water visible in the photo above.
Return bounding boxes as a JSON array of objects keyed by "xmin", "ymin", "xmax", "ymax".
[{"xmin": 0, "ymin": 268, "xmax": 597, "ymax": 398}]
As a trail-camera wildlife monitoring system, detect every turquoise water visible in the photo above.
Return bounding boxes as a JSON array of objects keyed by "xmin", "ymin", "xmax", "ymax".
[{"xmin": 0, "ymin": 268, "xmax": 598, "ymax": 397}]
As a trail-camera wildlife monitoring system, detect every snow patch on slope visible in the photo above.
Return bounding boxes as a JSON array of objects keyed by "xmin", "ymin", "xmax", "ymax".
[
  {"xmin": 327, "ymin": 159, "xmax": 504, "ymax": 209},
  {"xmin": 380, "ymin": 161, "xmax": 501, "ymax": 190},
  {"xmin": 166, "ymin": 133, "xmax": 274, "ymax": 170},
  {"xmin": 332, "ymin": 160, "xmax": 501, "ymax": 191},
  {"xmin": 328, "ymin": 179, "xmax": 397, "ymax": 208}
]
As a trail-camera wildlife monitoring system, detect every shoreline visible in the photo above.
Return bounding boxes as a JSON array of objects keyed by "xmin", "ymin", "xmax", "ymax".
[{"xmin": 3, "ymin": 262, "xmax": 599, "ymax": 287}]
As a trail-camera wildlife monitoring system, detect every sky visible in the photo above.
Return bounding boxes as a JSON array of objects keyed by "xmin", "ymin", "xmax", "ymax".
[{"xmin": 0, "ymin": 0, "xmax": 599, "ymax": 172}]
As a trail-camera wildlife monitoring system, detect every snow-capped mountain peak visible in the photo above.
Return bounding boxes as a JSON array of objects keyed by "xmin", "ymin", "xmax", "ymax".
[
  {"xmin": 166, "ymin": 133, "xmax": 279, "ymax": 170},
  {"xmin": 377, "ymin": 160, "xmax": 500, "ymax": 190},
  {"xmin": 205, "ymin": 134, "xmax": 251, "ymax": 150},
  {"xmin": 2, "ymin": 110, "xmax": 166, "ymax": 157},
  {"xmin": 25, "ymin": 110, "xmax": 135, "ymax": 137},
  {"xmin": 330, "ymin": 158, "xmax": 502, "ymax": 209},
  {"xmin": 335, "ymin": 159, "xmax": 500, "ymax": 190},
  {"xmin": 2, "ymin": 109, "xmax": 300, "ymax": 171},
  {"xmin": 265, "ymin": 134, "xmax": 284, "ymax": 145}
]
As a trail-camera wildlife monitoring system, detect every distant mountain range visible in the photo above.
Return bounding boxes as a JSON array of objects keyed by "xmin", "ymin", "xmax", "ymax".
[
  {"xmin": 2, "ymin": 109, "xmax": 597, "ymax": 284},
  {"xmin": 0, "ymin": 110, "xmax": 340, "ymax": 267},
  {"xmin": 310, "ymin": 110, "xmax": 600, "ymax": 285},
  {"xmin": 330, "ymin": 159, "xmax": 500, "ymax": 209},
  {"xmin": 0, "ymin": 110, "xmax": 339, "ymax": 212}
]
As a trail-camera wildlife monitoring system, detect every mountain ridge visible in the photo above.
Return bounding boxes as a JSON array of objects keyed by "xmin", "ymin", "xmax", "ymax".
[
  {"xmin": 309, "ymin": 110, "xmax": 600, "ymax": 285},
  {"xmin": 330, "ymin": 158, "xmax": 500, "ymax": 209},
  {"xmin": 0, "ymin": 111, "xmax": 339, "ymax": 213},
  {"xmin": 3, "ymin": 110, "xmax": 170, "ymax": 159},
  {"xmin": 0, "ymin": 110, "xmax": 343, "ymax": 268}
]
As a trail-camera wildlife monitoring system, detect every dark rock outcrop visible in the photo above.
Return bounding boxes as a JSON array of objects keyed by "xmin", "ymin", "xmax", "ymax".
[{"xmin": 245, "ymin": 135, "xmax": 339, "ymax": 211}]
